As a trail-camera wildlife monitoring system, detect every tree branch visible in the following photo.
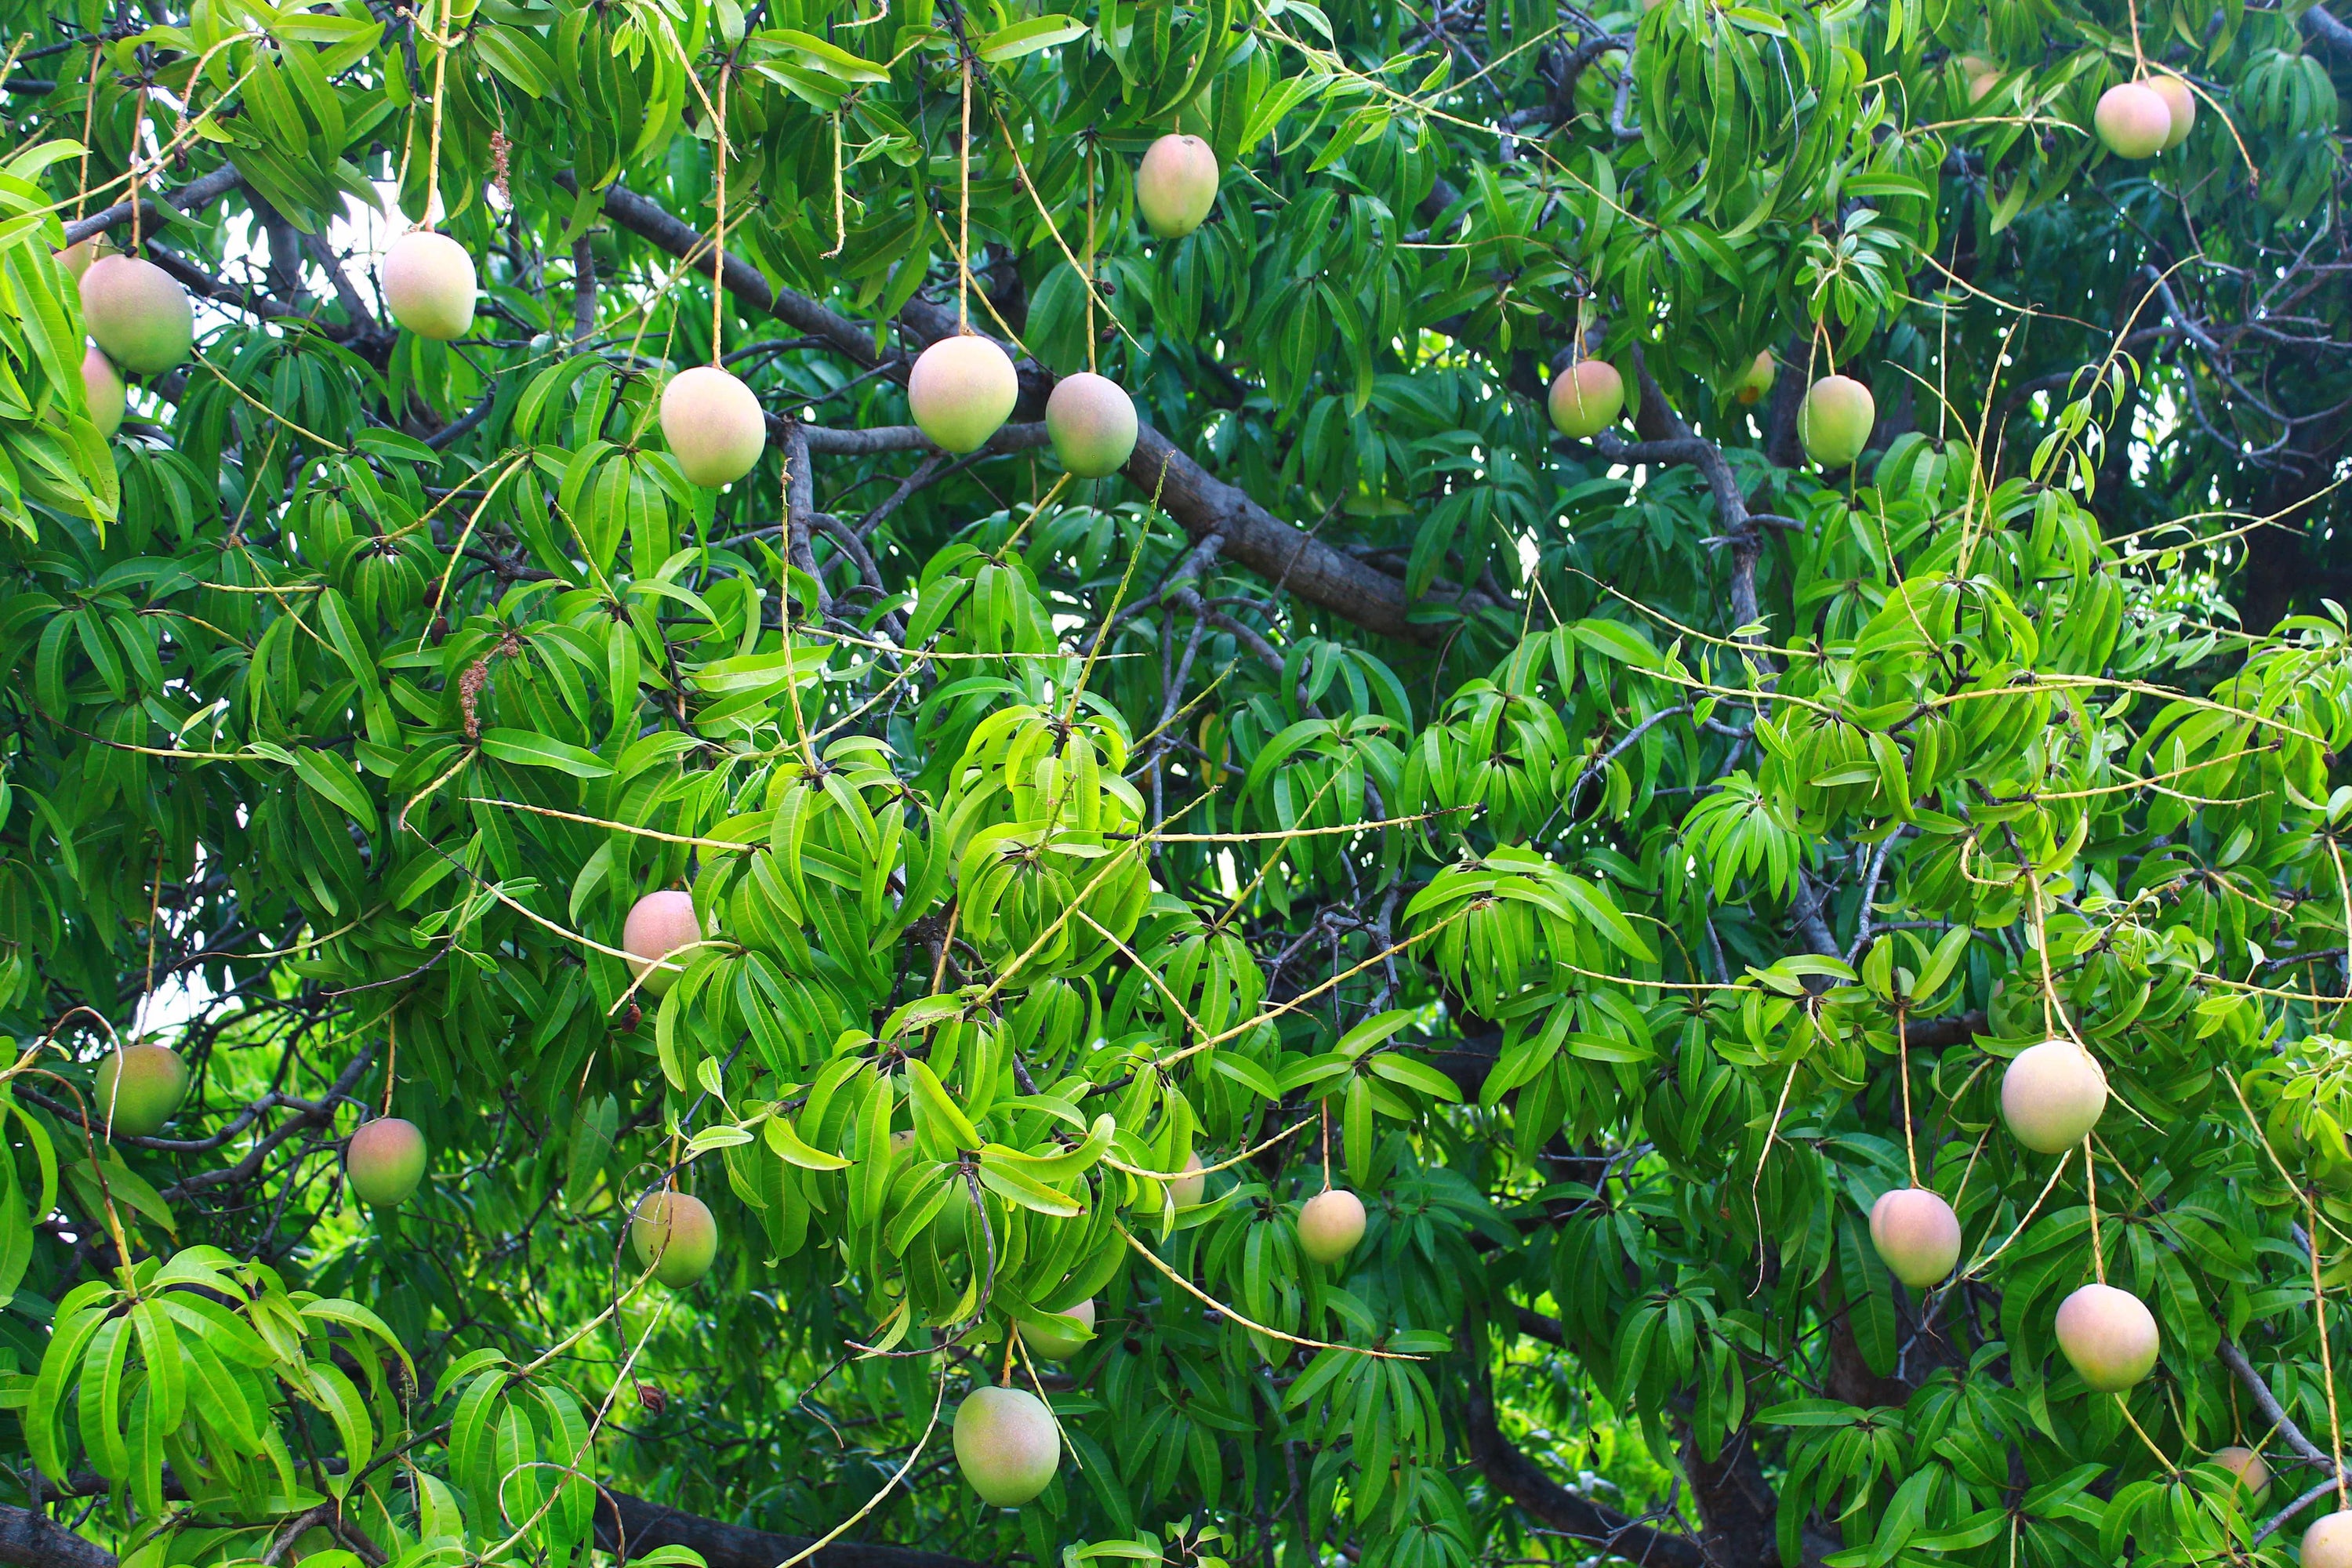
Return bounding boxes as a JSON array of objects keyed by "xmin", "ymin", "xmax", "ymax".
[
  {"xmin": 1106, "ymin": 529, "xmax": 1227, "ymax": 635},
  {"xmin": 157, "ymin": 1044, "xmax": 376, "ymax": 1201},
  {"xmin": 1791, "ymin": 871, "xmax": 1842, "ymax": 963},
  {"xmin": 60, "ymin": 164, "xmax": 245, "ymax": 247},
  {"xmin": 2219, "ymin": 1338, "xmax": 2343, "ymax": 1472},
  {"xmin": 1903, "ymin": 1011, "xmax": 1986, "ymax": 1051},
  {"xmin": 791, "ymin": 421, "xmax": 1049, "ymax": 457},
  {"xmin": 1512, "ymin": 1303, "xmax": 1566, "ymax": 1345},
  {"xmin": 2304, "ymin": 3, "xmax": 2352, "ymax": 63},
  {"xmin": 1682, "ymin": 1421, "xmax": 1792, "ymax": 1568},
  {"xmin": 426, "ymin": 388, "xmax": 498, "ymax": 450},
  {"xmin": 0, "ymin": 1507, "xmax": 117, "ymax": 1568},
  {"xmin": 1576, "ymin": 349, "xmax": 1762, "ymax": 630},
  {"xmin": 1463, "ymin": 1370, "xmax": 1710, "ymax": 1568},
  {"xmin": 579, "ymin": 177, "xmax": 877, "ymax": 365},
  {"xmin": 595, "ymin": 1489, "xmax": 992, "ymax": 1568},
  {"xmin": 300, "ymin": 228, "xmax": 384, "ymax": 340},
  {"xmin": 2137, "ymin": 264, "xmax": 2295, "ymax": 427},
  {"xmin": 1166, "ymin": 585, "xmax": 1284, "ymax": 670},
  {"xmin": 572, "ymin": 237, "xmax": 598, "ymax": 348},
  {"xmin": 1634, "ymin": 351, "xmax": 1760, "ymax": 625},
  {"xmin": 580, "ymin": 177, "xmax": 1493, "ymax": 648},
  {"xmin": 1762, "ymin": 333, "xmax": 1807, "ymax": 469},
  {"xmin": 1127, "ymin": 426, "xmax": 1479, "ymax": 644},
  {"xmin": 782, "ymin": 421, "xmax": 831, "ymax": 619},
  {"xmin": 142, "ymin": 241, "xmax": 333, "ymax": 335},
  {"xmin": 1497, "ymin": 32, "xmax": 1631, "ymax": 129}
]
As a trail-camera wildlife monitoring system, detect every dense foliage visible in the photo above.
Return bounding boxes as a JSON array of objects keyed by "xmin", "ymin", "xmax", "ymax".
[{"xmin": 0, "ymin": 0, "xmax": 2349, "ymax": 1565}]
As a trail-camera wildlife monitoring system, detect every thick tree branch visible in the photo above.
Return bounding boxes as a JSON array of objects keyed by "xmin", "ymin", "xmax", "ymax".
[
  {"xmin": 572, "ymin": 237, "xmax": 598, "ymax": 347},
  {"xmin": 596, "ymin": 1490, "xmax": 992, "ymax": 1568},
  {"xmin": 1821, "ymin": 1282, "xmax": 1916, "ymax": 1411},
  {"xmin": 2304, "ymin": 3, "xmax": 2352, "ymax": 63},
  {"xmin": 782, "ymin": 421, "xmax": 831, "ymax": 619},
  {"xmin": 1639, "ymin": 356, "xmax": 1757, "ymax": 568},
  {"xmin": 1128, "ymin": 426, "xmax": 1472, "ymax": 644},
  {"xmin": 1904, "ymin": 1011, "xmax": 1986, "ymax": 1051},
  {"xmin": 1581, "ymin": 350, "xmax": 1762, "ymax": 630},
  {"xmin": 1761, "ymin": 334, "xmax": 1807, "ymax": 469},
  {"xmin": 1463, "ymin": 1372, "xmax": 1709, "ymax": 1568},
  {"xmin": 1791, "ymin": 872, "xmax": 1842, "ymax": 963},
  {"xmin": 141, "ymin": 242, "xmax": 313, "ymax": 326},
  {"xmin": 1682, "ymin": 1422, "xmax": 1791, "ymax": 1568},
  {"xmin": 158, "ymin": 1044, "xmax": 376, "ymax": 1202},
  {"xmin": 60, "ymin": 164, "xmax": 245, "ymax": 247},
  {"xmin": 2219, "ymin": 1338, "xmax": 2342, "ymax": 1472},
  {"xmin": 1512, "ymin": 1303, "xmax": 1566, "ymax": 1345},
  {"xmin": 789, "ymin": 421, "xmax": 1049, "ymax": 457},
  {"xmin": 131, "ymin": 238, "xmax": 382, "ymax": 347},
  {"xmin": 583, "ymin": 178, "xmax": 876, "ymax": 362},
  {"xmin": 301, "ymin": 228, "xmax": 383, "ymax": 340},
  {"xmin": 1498, "ymin": 33, "xmax": 1632, "ymax": 129},
  {"xmin": 583, "ymin": 177, "xmax": 1490, "ymax": 648},
  {"xmin": 0, "ymin": 1507, "xmax": 117, "ymax": 1568}
]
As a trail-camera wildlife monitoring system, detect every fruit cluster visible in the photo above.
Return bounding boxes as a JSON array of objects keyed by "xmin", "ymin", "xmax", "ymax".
[
  {"xmin": 1867, "ymin": 1040, "xmax": 2154, "ymax": 1385},
  {"xmin": 613, "ymin": 884, "xmax": 1369, "ymax": 1509}
]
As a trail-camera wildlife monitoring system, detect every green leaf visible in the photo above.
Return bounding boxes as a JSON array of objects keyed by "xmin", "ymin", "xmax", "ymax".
[
  {"xmin": 299, "ymin": 1298, "xmax": 416, "ymax": 1376},
  {"xmin": 978, "ymin": 15, "xmax": 1090, "ymax": 60},
  {"xmin": 985, "ymin": 1115, "xmax": 1114, "ymax": 1180},
  {"xmin": 432, "ymin": 1346, "xmax": 510, "ymax": 1405},
  {"xmin": 566, "ymin": 1094, "xmax": 619, "ymax": 1203},
  {"xmin": 1210, "ymin": 1053, "xmax": 1283, "ymax": 1101},
  {"xmin": 757, "ymin": 27, "xmax": 890, "ymax": 80},
  {"xmin": 1757, "ymin": 1399, "xmax": 1866, "ymax": 1427},
  {"xmin": 1568, "ymin": 619, "xmax": 1664, "ymax": 670},
  {"xmin": 472, "ymin": 24, "xmax": 557, "ymax": 96},
  {"xmin": 1335, "ymin": 1008, "xmax": 1417, "ymax": 1058},
  {"xmin": 976, "ymin": 1154, "xmax": 1086, "ymax": 1217},
  {"xmin": 450, "ymin": 1367, "xmax": 512, "ymax": 1513},
  {"xmin": 128, "ymin": 1300, "xmax": 183, "ymax": 1433},
  {"xmin": 479, "ymin": 729, "xmax": 615, "ymax": 777},
  {"xmin": 766, "ymin": 1113, "xmax": 851, "ymax": 1171},
  {"xmin": 294, "ymin": 747, "xmax": 379, "ymax": 835},
  {"xmin": 1907, "ymin": 924, "xmax": 1974, "ymax": 1004},
  {"xmin": 906, "ymin": 1058, "xmax": 982, "ymax": 1152},
  {"xmin": 302, "ymin": 1359, "xmax": 373, "ymax": 1489},
  {"xmin": 1367, "ymin": 1054, "xmax": 1463, "ymax": 1102}
]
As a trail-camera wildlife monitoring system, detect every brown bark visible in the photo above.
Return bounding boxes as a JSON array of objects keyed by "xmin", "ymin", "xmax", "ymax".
[
  {"xmin": 596, "ymin": 1490, "xmax": 992, "ymax": 1568},
  {"xmin": 1462, "ymin": 1371, "xmax": 1711, "ymax": 1568},
  {"xmin": 2240, "ymin": 405, "xmax": 2352, "ymax": 633},
  {"xmin": 1681, "ymin": 1427, "xmax": 1783, "ymax": 1568},
  {"xmin": 1821, "ymin": 1305, "xmax": 1913, "ymax": 1412},
  {"xmin": 2304, "ymin": 3, "xmax": 2352, "ymax": 61},
  {"xmin": 0, "ymin": 1508, "xmax": 118, "ymax": 1568},
  {"xmin": 58, "ymin": 165, "xmax": 245, "ymax": 247}
]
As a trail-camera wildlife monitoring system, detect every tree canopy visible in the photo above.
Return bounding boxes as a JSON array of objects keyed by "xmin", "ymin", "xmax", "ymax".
[{"xmin": 0, "ymin": 0, "xmax": 2349, "ymax": 1566}]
